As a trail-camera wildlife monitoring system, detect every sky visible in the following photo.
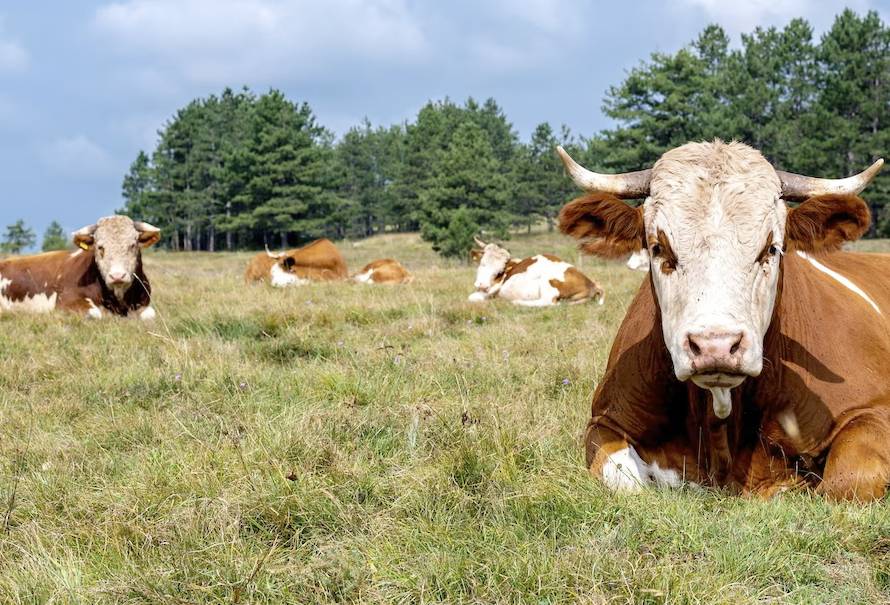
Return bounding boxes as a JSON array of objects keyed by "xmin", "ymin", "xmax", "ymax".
[{"xmin": 0, "ymin": 0, "xmax": 887, "ymax": 245}]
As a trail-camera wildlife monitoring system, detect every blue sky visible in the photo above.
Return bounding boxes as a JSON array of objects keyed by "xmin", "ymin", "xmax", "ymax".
[{"xmin": 1, "ymin": 0, "xmax": 887, "ymax": 244}]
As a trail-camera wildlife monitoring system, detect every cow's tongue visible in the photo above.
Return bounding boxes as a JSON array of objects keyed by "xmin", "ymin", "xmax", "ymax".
[{"xmin": 710, "ymin": 387, "xmax": 732, "ymax": 419}]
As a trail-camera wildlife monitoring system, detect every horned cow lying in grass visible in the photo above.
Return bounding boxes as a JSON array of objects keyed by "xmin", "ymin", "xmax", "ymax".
[{"xmin": 468, "ymin": 238, "xmax": 604, "ymax": 307}]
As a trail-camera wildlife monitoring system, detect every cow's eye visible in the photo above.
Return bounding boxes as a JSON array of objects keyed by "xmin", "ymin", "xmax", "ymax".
[
  {"xmin": 769, "ymin": 244, "xmax": 780, "ymax": 256},
  {"xmin": 97, "ymin": 246, "xmax": 105, "ymax": 257},
  {"xmin": 650, "ymin": 243, "xmax": 662, "ymax": 256}
]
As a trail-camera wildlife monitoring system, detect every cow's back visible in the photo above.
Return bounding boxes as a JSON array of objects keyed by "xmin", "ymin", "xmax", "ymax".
[{"xmin": 292, "ymin": 239, "xmax": 348, "ymax": 280}]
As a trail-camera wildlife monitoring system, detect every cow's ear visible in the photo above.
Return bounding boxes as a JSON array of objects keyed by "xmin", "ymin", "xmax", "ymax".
[
  {"xmin": 134, "ymin": 221, "xmax": 161, "ymax": 248},
  {"xmin": 470, "ymin": 249, "xmax": 483, "ymax": 264},
  {"xmin": 137, "ymin": 230, "xmax": 161, "ymax": 248},
  {"xmin": 558, "ymin": 193, "xmax": 645, "ymax": 259},
  {"xmin": 786, "ymin": 194, "xmax": 871, "ymax": 253},
  {"xmin": 281, "ymin": 256, "xmax": 296, "ymax": 270},
  {"xmin": 73, "ymin": 234, "xmax": 94, "ymax": 250}
]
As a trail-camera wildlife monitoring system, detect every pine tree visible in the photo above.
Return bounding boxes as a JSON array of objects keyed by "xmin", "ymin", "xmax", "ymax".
[
  {"xmin": 41, "ymin": 221, "xmax": 68, "ymax": 251},
  {"xmin": 419, "ymin": 121, "xmax": 510, "ymax": 258},
  {"xmin": 1, "ymin": 220, "xmax": 36, "ymax": 254}
]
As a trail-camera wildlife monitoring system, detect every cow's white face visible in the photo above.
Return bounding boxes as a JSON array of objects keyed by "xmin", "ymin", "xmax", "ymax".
[
  {"xmin": 473, "ymin": 243, "xmax": 511, "ymax": 292},
  {"xmin": 73, "ymin": 216, "xmax": 160, "ymax": 299},
  {"xmin": 643, "ymin": 143, "xmax": 786, "ymax": 402}
]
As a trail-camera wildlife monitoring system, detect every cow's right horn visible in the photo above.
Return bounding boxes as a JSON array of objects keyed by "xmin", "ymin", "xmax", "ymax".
[
  {"xmin": 473, "ymin": 236, "xmax": 486, "ymax": 248},
  {"xmin": 265, "ymin": 244, "xmax": 283, "ymax": 259},
  {"xmin": 556, "ymin": 146, "xmax": 652, "ymax": 199}
]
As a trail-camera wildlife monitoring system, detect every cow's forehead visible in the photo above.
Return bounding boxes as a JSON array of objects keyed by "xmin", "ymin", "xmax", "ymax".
[
  {"xmin": 95, "ymin": 216, "xmax": 138, "ymax": 239},
  {"xmin": 647, "ymin": 141, "xmax": 782, "ymax": 235}
]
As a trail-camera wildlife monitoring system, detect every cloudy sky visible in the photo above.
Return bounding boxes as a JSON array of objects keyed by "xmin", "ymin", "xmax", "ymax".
[{"xmin": 0, "ymin": 0, "xmax": 886, "ymax": 244}]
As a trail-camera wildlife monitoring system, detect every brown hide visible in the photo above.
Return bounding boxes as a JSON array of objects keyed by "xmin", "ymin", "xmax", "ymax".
[
  {"xmin": 587, "ymin": 251, "xmax": 890, "ymax": 500},
  {"xmin": 0, "ymin": 249, "xmax": 151, "ymax": 316},
  {"xmin": 245, "ymin": 238, "xmax": 348, "ymax": 283},
  {"xmin": 355, "ymin": 259, "xmax": 413, "ymax": 284}
]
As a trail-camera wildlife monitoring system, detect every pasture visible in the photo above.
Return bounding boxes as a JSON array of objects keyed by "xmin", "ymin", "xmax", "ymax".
[{"xmin": 1, "ymin": 232, "xmax": 888, "ymax": 604}]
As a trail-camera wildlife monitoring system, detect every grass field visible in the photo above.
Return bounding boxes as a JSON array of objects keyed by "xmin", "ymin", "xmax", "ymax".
[{"xmin": 1, "ymin": 232, "xmax": 888, "ymax": 604}]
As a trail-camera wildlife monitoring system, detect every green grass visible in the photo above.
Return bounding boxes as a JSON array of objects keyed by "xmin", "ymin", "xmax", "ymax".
[{"xmin": 1, "ymin": 232, "xmax": 888, "ymax": 604}]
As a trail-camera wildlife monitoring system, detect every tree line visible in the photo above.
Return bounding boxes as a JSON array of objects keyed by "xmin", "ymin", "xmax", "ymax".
[{"xmin": 108, "ymin": 10, "xmax": 890, "ymax": 256}]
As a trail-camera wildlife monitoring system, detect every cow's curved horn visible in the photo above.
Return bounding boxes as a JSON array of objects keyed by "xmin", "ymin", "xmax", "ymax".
[
  {"xmin": 132, "ymin": 220, "xmax": 160, "ymax": 234},
  {"xmin": 556, "ymin": 146, "xmax": 651, "ymax": 199},
  {"xmin": 265, "ymin": 244, "xmax": 283, "ymax": 259},
  {"xmin": 777, "ymin": 158, "xmax": 884, "ymax": 200},
  {"xmin": 72, "ymin": 223, "xmax": 97, "ymax": 238},
  {"xmin": 473, "ymin": 236, "xmax": 486, "ymax": 248}
]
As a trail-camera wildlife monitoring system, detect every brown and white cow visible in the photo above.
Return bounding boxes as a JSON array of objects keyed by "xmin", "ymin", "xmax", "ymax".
[
  {"xmin": 244, "ymin": 238, "xmax": 348, "ymax": 286},
  {"xmin": 468, "ymin": 238, "xmax": 604, "ymax": 306},
  {"xmin": 352, "ymin": 259, "xmax": 413, "ymax": 284},
  {"xmin": 0, "ymin": 215, "xmax": 160, "ymax": 319},
  {"xmin": 557, "ymin": 140, "xmax": 889, "ymax": 501}
]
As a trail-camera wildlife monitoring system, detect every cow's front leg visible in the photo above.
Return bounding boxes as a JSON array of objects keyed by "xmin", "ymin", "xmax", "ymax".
[
  {"xmin": 819, "ymin": 412, "xmax": 890, "ymax": 502},
  {"xmin": 587, "ymin": 422, "xmax": 689, "ymax": 491}
]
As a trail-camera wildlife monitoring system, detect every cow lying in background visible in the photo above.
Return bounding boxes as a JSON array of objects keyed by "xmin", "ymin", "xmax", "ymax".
[
  {"xmin": 557, "ymin": 140, "xmax": 888, "ymax": 501},
  {"xmin": 244, "ymin": 238, "xmax": 348, "ymax": 286},
  {"xmin": 0, "ymin": 215, "xmax": 160, "ymax": 319},
  {"xmin": 352, "ymin": 259, "xmax": 413, "ymax": 284},
  {"xmin": 468, "ymin": 238, "xmax": 604, "ymax": 306}
]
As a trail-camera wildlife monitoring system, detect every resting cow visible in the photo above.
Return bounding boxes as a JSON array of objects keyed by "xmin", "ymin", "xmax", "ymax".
[
  {"xmin": 468, "ymin": 238, "xmax": 604, "ymax": 306},
  {"xmin": 352, "ymin": 259, "xmax": 413, "ymax": 284},
  {"xmin": 244, "ymin": 238, "xmax": 348, "ymax": 286},
  {"xmin": 0, "ymin": 215, "xmax": 160, "ymax": 319},
  {"xmin": 557, "ymin": 140, "xmax": 889, "ymax": 501}
]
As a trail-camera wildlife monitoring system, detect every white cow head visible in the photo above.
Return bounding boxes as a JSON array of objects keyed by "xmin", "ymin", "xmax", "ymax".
[
  {"xmin": 558, "ymin": 141, "xmax": 882, "ymax": 417},
  {"xmin": 471, "ymin": 237, "xmax": 511, "ymax": 293},
  {"xmin": 73, "ymin": 215, "xmax": 160, "ymax": 299}
]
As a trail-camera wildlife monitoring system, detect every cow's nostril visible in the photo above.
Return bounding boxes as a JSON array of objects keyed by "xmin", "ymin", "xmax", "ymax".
[
  {"xmin": 688, "ymin": 336, "xmax": 701, "ymax": 356},
  {"xmin": 730, "ymin": 339, "xmax": 741, "ymax": 355}
]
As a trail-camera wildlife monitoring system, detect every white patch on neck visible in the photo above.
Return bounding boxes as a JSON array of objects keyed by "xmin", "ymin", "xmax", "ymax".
[
  {"xmin": 0, "ymin": 273, "xmax": 58, "ymax": 313},
  {"xmin": 353, "ymin": 270, "xmax": 373, "ymax": 284},
  {"xmin": 601, "ymin": 446, "xmax": 683, "ymax": 492},
  {"xmin": 139, "ymin": 305, "xmax": 156, "ymax": 321},
  {"xmin": 270, "ymin": 263, "xmax": 308, "ymax": 288},
  {"xmin": 70, "ymin": 249, "xmax": 84, "ymax": 257},
  {"xmin": 777, "ymin": 408, "xmax": 800, "ymax": 440},
  {"xmin": 86, "ymin": 299, "xmax": 103, "ymax": 319},
  {"xmin": 710, "ymin": 387, "xmax": 732, "ymax": 419},
  {"xmin": 796, "ymin": 251, "xmax": 881, "ymax": 315}
]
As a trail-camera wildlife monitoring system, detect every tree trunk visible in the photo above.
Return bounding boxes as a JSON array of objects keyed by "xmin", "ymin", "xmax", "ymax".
[
  {"xmin": 185, "ymin": 223, "xmax": 193, "ymax": 252},
  {"xmin": 281, "ymin": 232, "xmax": 287, "ymax": 249},
  {"xmin": 226, "ymin": 202, "xmax": 233, "ymax": 251},
  {"xmin": 208, "ymin": 226, "xmax": 215, "ymax": 252}
]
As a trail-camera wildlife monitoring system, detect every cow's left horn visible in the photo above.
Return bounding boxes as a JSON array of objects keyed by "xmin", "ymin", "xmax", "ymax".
[
  {"xmin": 556, "ymin": 146, "xmax": 651, "ymax": 199},
  {"xmin": 132, "ymin": 220, "xmax": 160, "ymax": 234},
  {"xmin": 265, "ymin": 244, "xmax": 283, "ymax": 259},
  {"xmin": 473, "ymin": 236, "xmax": 486, "ymax": 248},
  {"xmin": 777, "ymin": 158, "xmax": 884, "ymax": 200}
]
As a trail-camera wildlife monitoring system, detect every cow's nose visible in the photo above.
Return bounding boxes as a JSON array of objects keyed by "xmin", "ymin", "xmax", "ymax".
[
  {"xmin": 686, "ymin": 331, "xmax": 745, "ymax": 371},
  {"xmin": 109, "ymin": 271, "xmax": 128, "ymax": 283}
]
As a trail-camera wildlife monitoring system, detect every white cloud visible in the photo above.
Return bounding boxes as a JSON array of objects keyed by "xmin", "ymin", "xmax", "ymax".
[
  {"xmin": 0, "ymin": 17, "xmax": 28, "ymax": 72},
  {"xmin": 680, "ymin": 0, "xmax": 876, "ymax": 36},
  {"xmin": 39, "ymin": 135, "xmax": 115, "ymax": 179},
  {"xmin": 93, "ymin": 0, "xmax": 426, "ymax": 85}
]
